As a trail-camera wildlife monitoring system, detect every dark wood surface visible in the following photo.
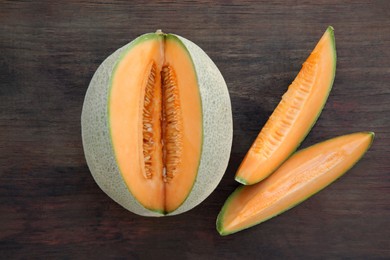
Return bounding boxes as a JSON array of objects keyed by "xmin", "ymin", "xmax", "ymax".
[{"xmin": 1, "ymin": 1, "xmax": 389, "ymax": 259}]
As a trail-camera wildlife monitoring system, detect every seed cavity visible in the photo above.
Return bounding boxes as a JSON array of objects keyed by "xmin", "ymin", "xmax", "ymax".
[
  {"xmin": 141, "ymin": 63, "xmax": 183, "ymax": 182},
  {"xmin": 142, "ymin": 62, "xmax": 157, "ymax": 179},
  {"xmin": 161, "ymin": 65, "xmax": 183, "ymax": 183},
  {"xmin": 252, "ymin": 57, "xmax": 319, "ymax": 157}
]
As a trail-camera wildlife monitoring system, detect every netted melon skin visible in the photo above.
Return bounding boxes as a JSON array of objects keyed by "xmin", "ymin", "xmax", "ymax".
[{"xmin": 81, "ymin": 34, "xmax": 232, "ymax": 216}]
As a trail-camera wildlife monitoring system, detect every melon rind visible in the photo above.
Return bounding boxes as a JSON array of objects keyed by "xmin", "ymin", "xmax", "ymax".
[{"xmin": 81, "ymin": 33, "xmax": 232, "ymax": 216}]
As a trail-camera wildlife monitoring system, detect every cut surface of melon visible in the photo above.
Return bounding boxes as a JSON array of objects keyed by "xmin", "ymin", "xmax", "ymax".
[
  {"xmin": 109, "ymin": 33, "xmax": 202, "ymax": 214},
  {"xmin": 236, "ymin": 26, "xmax": 337, "ymax": 185},
  {"xmin": 217, "ymin": 132, "xmax": 374, "ymax": 236}
]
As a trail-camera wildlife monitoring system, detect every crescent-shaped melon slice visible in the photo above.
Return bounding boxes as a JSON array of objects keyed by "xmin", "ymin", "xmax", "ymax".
[
  {"xmin": 218, "ymin": 132, "xmax": 374, "ymax": 235},
  {"xmin": 236, "ymin": 26, "xmax": 337, "ymax": 185}
]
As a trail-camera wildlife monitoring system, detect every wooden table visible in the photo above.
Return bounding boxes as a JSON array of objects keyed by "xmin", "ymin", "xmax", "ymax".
[{"xmin": 1, "ymin": 1, "xmax": 389, "ymax": 258}]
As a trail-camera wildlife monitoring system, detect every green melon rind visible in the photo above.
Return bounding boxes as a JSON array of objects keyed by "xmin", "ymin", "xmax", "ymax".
[
  {"xmin": 82, "ymin": 32, "xmax": 233, "ymax": 216},
  {"xmin": 218, "ymin": 132, "xmax": 374, "ymax": 236},
  {"xmin": 235, "ymin": 26, "xmax": 337, "ymax": 185},
  {"xmin": 216, "ymin": 185, "xmax": 244, "ymax": 235}
]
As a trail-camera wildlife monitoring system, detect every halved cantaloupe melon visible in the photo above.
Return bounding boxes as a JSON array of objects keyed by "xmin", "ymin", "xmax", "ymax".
[
  {"xmin": 236, "ymin": 26, "xmax": 337, "ymax": 185},
  {"xmin": 82, "ymin": 31, "xmax": 233, "ymax": 216},
  {"xmin": 217, "ymin": 132, "xmax": 374, "ymax": 235}
]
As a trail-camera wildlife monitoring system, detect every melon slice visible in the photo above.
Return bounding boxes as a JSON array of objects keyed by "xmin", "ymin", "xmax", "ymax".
[
  {"xmin": 236, "ymin": 26, "xmax": 337, "ymax": 185},
  {"xmin": 82, "ymin": 31, "xmax": 233, "ymax": 216},
  {"xmin": 217, "ymin": 132, "xmax": 374, "ymax": 236}
]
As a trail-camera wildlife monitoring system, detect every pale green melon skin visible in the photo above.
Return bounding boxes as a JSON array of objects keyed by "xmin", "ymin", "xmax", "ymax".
[{"xmin": 81, "ymin": 33, "xmax": 232, "ymax": 216}]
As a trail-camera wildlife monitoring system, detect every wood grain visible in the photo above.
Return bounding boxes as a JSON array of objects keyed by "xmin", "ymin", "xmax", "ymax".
[{"xmin": 1, "ymin": 0, "xmax": 389, "ymax": 258}]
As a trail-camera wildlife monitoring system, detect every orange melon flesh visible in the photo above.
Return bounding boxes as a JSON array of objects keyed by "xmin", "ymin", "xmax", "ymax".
[
  {"xmin": 236, "ymin": 26, "xmax": 336, "ymax": 185},
  {"xmin": 109, "ymin": 34, "xmax": 202, "ymax": 213},
  {"xmin": 217, "ymin": 132, "xmax": 374, "ymax": 235},
  {"xmin": 163, "ymin": 36, "xmax": 202, "ymax": 212}
]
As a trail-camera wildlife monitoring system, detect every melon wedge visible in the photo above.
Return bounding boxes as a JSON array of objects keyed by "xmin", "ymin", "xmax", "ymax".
[
  {"xmin": 217, "ymin": 132, "xmax": 374, "ymax": 235},
  {"xmin": 82, "ymin": 31, "xmax": 233, "ymax": 216},
  {"xmin": 236, "ymin": 26, "xmax": 337, "ymax": 185}
]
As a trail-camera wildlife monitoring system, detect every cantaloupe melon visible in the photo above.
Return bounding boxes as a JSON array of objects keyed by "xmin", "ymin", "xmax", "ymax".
[
  {"xmin": 236, "ymin": 26, "xmax": 337, "ymax": 185},
  {"xmin": 217, "ymin": 132, "xmax": 374, "ymax": 235},
  {"xmin": 81, "ymin": 31, "xmax": 233, "ymax": 216}
]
